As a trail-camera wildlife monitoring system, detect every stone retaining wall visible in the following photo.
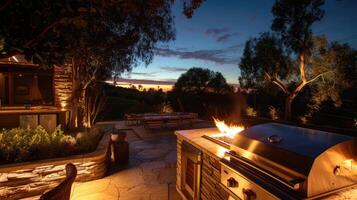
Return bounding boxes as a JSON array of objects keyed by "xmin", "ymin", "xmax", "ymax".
[{"xmin": 0, "ymin": 132, "xmax": 111, "ymax": 200}]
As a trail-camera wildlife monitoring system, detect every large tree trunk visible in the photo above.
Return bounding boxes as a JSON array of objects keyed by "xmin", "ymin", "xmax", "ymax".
[
  {"xmin": 284, "ymin": 95, "xmax": 294, "ymax": 120},
  {"xmin": 69, "ymin": 59, "xmax": 85, "ymax": 129}
]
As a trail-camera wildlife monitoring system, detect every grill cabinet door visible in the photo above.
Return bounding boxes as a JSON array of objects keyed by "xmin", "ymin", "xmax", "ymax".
[{"xmin": 181, "ymin": 141, "xmax": 201, "ymax": 200}]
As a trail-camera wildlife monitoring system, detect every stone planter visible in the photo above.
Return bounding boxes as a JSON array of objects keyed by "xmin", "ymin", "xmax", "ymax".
[{"xmin": 0, "ymin": 131, "xmax": 112, "ymax": 199}]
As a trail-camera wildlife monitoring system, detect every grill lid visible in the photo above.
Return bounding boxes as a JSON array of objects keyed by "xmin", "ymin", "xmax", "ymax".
[
  {"xmin": 234, "ymin": 123, "xmax": 353, "ymax": 158},
  {"xmin": 230, "ymin": 123, "xmax": 356, "ymax": 185}
]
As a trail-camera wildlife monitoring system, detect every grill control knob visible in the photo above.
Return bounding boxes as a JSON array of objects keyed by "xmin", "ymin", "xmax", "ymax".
[
  {"xmin": 227, "ymin": 177, "xmax": 238, "ymax": 188},
  {"xmin": 242, "ymin": 188, "xmax": 256, "ymax": 200}
]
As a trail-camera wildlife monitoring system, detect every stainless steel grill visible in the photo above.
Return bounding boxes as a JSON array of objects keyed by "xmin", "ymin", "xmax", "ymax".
[{"xmin": 211, "ymin": 123, "xmax": 357, "ymax": 199}]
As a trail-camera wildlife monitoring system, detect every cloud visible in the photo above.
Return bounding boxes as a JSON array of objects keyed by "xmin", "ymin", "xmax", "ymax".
[
  {"xmin": 216, "ymin": 33, "xmax": 240, "ymax": 43},
  {"xmin": 205, "ymin": 28, "xmax": 239, "ymax": 43},
  {"xmin": 129, "ymin": 72, "xmax": 157, "ymax": 78},
  {"xmin": 205, "ymin": 28, "xmax": 229, "ymax": 36},
  {"xmin": 154, "ymin": 44, "xmax": 243, "ymax": 65},
  {"xmin": 117, "ymin": 78, "xmax": 175, "ymax": 85},
  {"xmin": 160, "ymin": 66, "xmax": 188, "ymax": 72}
]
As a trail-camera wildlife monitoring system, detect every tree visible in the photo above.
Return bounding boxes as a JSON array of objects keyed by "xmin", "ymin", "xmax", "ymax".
[
  {"xmin": 169, "ymin": 67, "xmax": 234, "ymax": 118},
  {"xmin": 239, "ymin": 34, "xmax": 356, "ymax": 120},
  {"xmin": 239, "ymin": 0, "xmax": 331, "ymax": 120},
  {"xmin": 307, "ymin": 37, "xmax": 357, "ymax": 115},
  {"xmin": 174, "ymin": 67, "xmax": 232, "ymax": 93},
  {"xmin": 0, "ymin": 0, "xmax": 203, "ymax": 128}
]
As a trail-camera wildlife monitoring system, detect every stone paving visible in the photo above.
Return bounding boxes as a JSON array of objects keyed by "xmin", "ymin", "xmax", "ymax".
[{"xmin": 70, "ymin": 120, "xmax": 212, "ymax": 200}]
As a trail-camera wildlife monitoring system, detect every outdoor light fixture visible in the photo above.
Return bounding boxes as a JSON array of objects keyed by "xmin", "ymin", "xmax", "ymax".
[{"xmin": 61, "ymin": 102, "xmax": 67, "ymax": 110}]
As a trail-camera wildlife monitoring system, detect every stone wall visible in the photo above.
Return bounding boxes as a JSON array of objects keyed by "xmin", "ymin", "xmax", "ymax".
[
  {"xmin": 0, "ymin": 132, "xmax": 111, "ymax": 200},
  {"xmin": 176, "ymin": 137, "xmax": 229, "ymax": 200},
  {"xmin": 176, "ymin": 138, "xmax": 182, "ymax": 192},
  {"xmin": 53, "ymin": 64, "xmax": 72, "ymax": 110},
  {"xmin": 201, "ymin": 153, "xmax": 229, "ymax": 200}
]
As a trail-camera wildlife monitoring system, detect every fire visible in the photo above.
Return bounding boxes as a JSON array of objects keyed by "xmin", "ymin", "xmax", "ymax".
[{"xmin": 213, "ymin": 117, "xmax": 244, "ymax": 138}]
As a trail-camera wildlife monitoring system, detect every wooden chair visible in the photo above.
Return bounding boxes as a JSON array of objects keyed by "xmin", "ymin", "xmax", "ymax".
[{"xmin": 40, "ymin": 163, "xmax": 77, "ymax": 200}]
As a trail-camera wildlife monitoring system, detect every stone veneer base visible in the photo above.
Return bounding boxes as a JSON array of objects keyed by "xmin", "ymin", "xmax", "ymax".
[
  {"xmin": 176, "ymin": 137, "xmax": 229, "ymax": 200},
  {"xmin": 0, "ymin": 131, "xmax": 111, "ymax": 199}
]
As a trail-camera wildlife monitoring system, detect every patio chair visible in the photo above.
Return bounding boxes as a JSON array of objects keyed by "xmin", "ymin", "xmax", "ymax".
[{"xmin": 40, "ymin": 163, "xmax": 77, "ymax": 200}]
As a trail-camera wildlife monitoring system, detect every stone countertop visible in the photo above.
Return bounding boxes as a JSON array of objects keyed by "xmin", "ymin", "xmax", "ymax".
[
  {"xmin": 175, "ymin": 127, "xmax": 229, "ymax": 159},
  {"xmin": 175, "ymin": 128, "xmax": 357, "ymax": 200},
  {"xmin": 0, "ymin": 107, "xmax": 65, "ymax": 114}
]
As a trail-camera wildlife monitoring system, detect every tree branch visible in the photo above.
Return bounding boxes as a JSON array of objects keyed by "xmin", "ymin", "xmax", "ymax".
[
  {"xmin": 299, "ymin": 54, "xmax": 307, "ymax": 83},
  {"xmin": 0, "ymin": 0, "xmax": 14, "ymax": 12},
  {"xmin": 83, "ymin": 66, "xmax": 99, "ymax": 90},
  {"xmin": 264, "ymin": 71, "xmax": 290, "ymax": 94},
  {"xmin": 24, "ymin": 19, "xmax": 63, "ymax": 48},
  {"xmin": 305, "ymin": 71, "xmax": 331, "ymax": 84},
  {"xmin": 0, "ymin": 19, "xmax": 63, "ymax": 59}
]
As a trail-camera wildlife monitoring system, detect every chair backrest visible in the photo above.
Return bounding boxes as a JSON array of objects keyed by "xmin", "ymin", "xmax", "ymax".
[{"xmin": 40, "ymin": 163, "xmax": 77, "ymax": 200}]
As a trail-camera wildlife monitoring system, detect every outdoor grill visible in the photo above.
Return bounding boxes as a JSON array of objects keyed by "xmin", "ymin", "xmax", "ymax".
[{"xmin": 211, "ymin": 123, "xmax": 357, "ymax": 200}]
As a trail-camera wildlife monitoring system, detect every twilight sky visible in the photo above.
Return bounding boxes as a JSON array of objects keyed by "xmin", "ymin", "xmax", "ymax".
[{"xmin": 120, "ymin": 0, "xmax": 357, "ymax": 86}]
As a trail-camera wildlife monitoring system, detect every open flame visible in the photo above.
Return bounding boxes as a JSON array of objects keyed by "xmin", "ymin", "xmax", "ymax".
[{"xmin": 213, "ymin": 117, "xmax": 244, "ymax": 138}]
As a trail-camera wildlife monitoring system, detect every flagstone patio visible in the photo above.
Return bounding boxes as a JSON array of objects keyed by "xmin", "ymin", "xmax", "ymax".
[{"xmin": 70, "ymin": 120, "xmax": 212, "ymax": 200}]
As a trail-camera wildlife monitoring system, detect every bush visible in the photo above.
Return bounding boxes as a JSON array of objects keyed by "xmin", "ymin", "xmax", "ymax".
[
  {"xmin": 269, "ymin": 106, "xmax": 280, "ymax": 120},
  {"xmin": 245, "ymin": 107, "xmax": 257, "ymax": 117},
  {"xmin": 0, "ymin": 126, "xmax": 103, "ymax": 164}
]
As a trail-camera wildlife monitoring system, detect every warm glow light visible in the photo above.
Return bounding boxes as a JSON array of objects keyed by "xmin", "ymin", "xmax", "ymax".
[
  {"xmin": 12, "ymin": 56, "xmax": 19, "ymax": 62},
  {"xmin": 342, "ymin": 159, "xmax": 356, "ymax": 171},
  {"xmin": 213, "ymin": 117, "xmax": 244, "ymax": 138},
  {"xmin": 60, "ymin": 102, "xmax": 67, "ymax": 110}
]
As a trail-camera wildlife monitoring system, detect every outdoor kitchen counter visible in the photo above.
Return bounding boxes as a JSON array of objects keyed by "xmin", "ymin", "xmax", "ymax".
[
  {"xmin": 175, "ymin": 127, "xmax": 229, "ymax": 160},
  {"xmin": 0, "ymin": 106, "xmax": 64, "ymax": 114},
  {"xmin": 175, "ymin": 128, "xmax": 357, "ymax": 200}
]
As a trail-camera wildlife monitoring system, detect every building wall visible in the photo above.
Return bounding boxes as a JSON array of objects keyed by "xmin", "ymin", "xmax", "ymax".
[{"xmin": 54, "ymin": 64, "xmax": 72, "ymax": 110}]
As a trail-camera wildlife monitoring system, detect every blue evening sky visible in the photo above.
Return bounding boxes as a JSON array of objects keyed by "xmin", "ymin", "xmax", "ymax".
[{"xmin": 122, "ymin": 0, "xmax": 357, "ymax": 85}]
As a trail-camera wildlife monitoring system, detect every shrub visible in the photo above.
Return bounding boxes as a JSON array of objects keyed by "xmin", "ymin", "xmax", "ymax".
[
  {"xmin": 245, "ymin": 107, "xmax": 257, "ymax": 117},
  {"xmin": 0, "ymin": 126, "xmax": 103, "ymax": 164},
  {"xmin": 269, "ymin": 106, "xmax": 280, "ymax": 120},
  {"xmin": 159, "ymin": 102, "xmax": 173, "ymax": 113}
]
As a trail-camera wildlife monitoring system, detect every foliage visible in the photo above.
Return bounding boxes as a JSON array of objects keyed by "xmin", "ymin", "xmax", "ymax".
[
  {"xmin": 268, "ymin": 106, "xmax": 280, "ymax": 120},
  {"xmin": 0, "ymin": 126, "xmax": 103, "ymax": 164},
  {"xmin": 239, "ymin": 0, "xmax": 355, "ymax": 120},
  {"xmin": 239, "ymin": 33, "xmax": 291, "ymax": 89},
  {"xmin": 159, "ymin": 102, "xmax": 174, "ymax": 113},
  {"xmin": 0, "ymin": 0, "xmax": 203, "ymax": 128},
  {"xmin": 307, "ymin": 38, "xmax": 357, "ymax": 115},
  {"xmin": 271, "ymin": 0, "xmax": 325, "ymax": 54},
  {"xmin": 245, "ymin": 107, "xmax": 257, "ymax": 117},
  {"xmin": 174, "ymin": 67, "xmax": 233, "ymax": 93},
  {"xmin": 169, "ymin": 68, "xmax": 235, "ymax": 119},
  {"xmin": 100, "ymin": 84, "xmax": 167, "ymax": 120}
]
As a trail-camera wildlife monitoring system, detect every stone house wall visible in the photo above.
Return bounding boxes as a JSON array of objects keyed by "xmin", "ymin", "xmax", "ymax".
[
  {"xmin": 0, "ymin": 132, "xmax": 111, "ymax": 199},
  {"xmin": 53, "ymin": 64, "xmax": 72, "ymax": 110}
]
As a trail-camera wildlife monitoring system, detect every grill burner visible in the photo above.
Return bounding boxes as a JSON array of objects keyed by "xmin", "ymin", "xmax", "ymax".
[
  {"xmin": 203, "ymin": 123, "xmax": 357, "ymax": 199},
  {"xmin": 202, "ymin": 135, "xmax": 232, "ymax": 149}
]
